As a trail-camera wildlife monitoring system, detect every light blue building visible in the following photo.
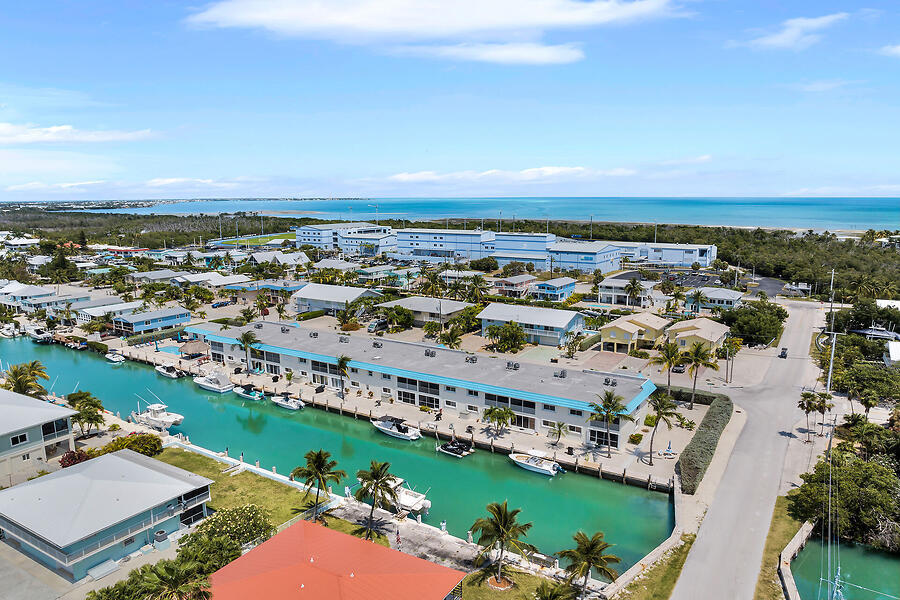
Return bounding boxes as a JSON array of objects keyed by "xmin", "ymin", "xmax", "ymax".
[
  {"xmin": 112, "ymin": 307, "xmax": 191, "ymax": 335},
  {"xmin": 532, "ymin": 277, "xmax": 578, "ymax": 302},
  {"xmin": 477, "ymin": 302, "xmax": 584, "ymax": 346},
  {"xmin": 1, "ymin": 390, "xmax": 76, "ymax": 487},
  {"xmin": 0, "ymin": 449, "xmax": 212, "ymax": 581},
  {"xmin": 392, "ymin": 228, "xmax": 495, "ymax": 262},
  {"xmin": 547, "ymin": 241, "xmax": 621, "ymax": 274},
  {"xmin": 337, "ymin": 231, "xmax": 397, "ymax": 256},
  {"xmin": 489, "ymin": 232, "xmax": 555, "ymax": 270},
  {"xmin": 607, "ymin": 241, "xmax": 717, "ymax": 267},
  {"xmin": 20, "ymin": 292, "xmax": 92, "ymax": 315}
]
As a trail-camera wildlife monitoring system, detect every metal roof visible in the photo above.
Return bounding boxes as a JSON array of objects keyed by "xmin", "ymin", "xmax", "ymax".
[
  {"xmin": 477, "ymin": 302, "xmax": 582, "ymax": 329},
  {"xmin": 0, "ymin": 450, "xmax": 212, "ymax": 548},
  {"xmin": 378, "ymin": 296, "xmax": 473, "ymax": 315},
  {"xmin": 291, "ymin": 283, "xmax": 380, "ymax": 304},
  {"xmin": 113, "ymin": 307, "xmax": 190, "ymax": 323},
  {"xmin": 0, "ymin": 390, "xmax": 77, "ymax": 437}
]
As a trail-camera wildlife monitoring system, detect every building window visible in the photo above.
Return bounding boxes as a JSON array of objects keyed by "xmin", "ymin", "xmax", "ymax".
[
  {"xmin": 467, "ymin": 390, "xmax": 479, "ymax": 397},
  {"xmin": 568, "ymin": 425, "xmax": 583, "ymax": 434},
  {"xmin": 350, "ymin": 368, "xmax": 358, "ymax": 373},
  {"xmin": 419, "ymin": 395, "xmax": 439, "ymax": 410},
  {"xmin": 543, "ymin": 404, "xmax": 555, "ymax": 412},
  {"xmin": 350, "ymin": 381, "xmax": 360, "ymax": 388},
  {"xmin": 382, "ymin": 387, "xmax": 391, "ymax": 394},
  {"xmin": 540, "ymin": 420, "xmax": 557, "ymax": 428},
  {"xmin": 382, "ymin": 373, "xmax": 391, "ymax": 380},
  {"xmin": 569, "ymin": 409, "xmax": 583, "ymax": 417},
  {"xmin": 398, "ymin": 391, "xmax": 416, "ymax": 405},
  {"xmin": 123, "ymin": 536, "xmax": 135, "ymax": 546},
  {"xmin": 445, "ymin": 385, "xmax": 456, "ymax": 392},
  {"xmin": 21, "ymin": 453, "xmax": 30, "ymax": 461},
  {"xmin": 266, "ymin": 364, "xmax": 280, "ymax": 375},
  {"xmin": 445, "ymin": 400, "xmax": 457, "ymax": 408},
  {"xmin": 10, "ymin": 433, "xmax": 27, "ymax": 446},
  {"xmin": 467, "ymin": 404, "xmax": 479, "ymax": 412}
]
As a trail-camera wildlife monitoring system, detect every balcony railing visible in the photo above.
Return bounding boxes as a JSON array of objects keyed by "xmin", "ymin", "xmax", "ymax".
[{"xmin": 42, "ymin": 429, "xmax": 71, "ymax": 443}]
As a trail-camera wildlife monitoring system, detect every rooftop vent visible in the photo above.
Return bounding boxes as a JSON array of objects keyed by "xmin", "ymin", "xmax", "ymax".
[
  {"xmin": 339, "ymin": 336, "xmax": 349, "ymax": 344},
  {"xmin": 554, "ymin": 369, "xmax": 567, "ymax": 379},
  {"xmin": 253, "ymin": 323, "xmax": 263, "ymax": 329},
  {"xmin": 465, "ymin": 355, "xmax": 478, "ymax": 364},
  {"xmin": 425, "ymin": 349, "xmax": 437, "ymax": 357},
  {"xmin": 280, "ymin": 326, "xmax": 290, "ymax": 333},
  {"xmin": 610, "ymin": 378, "xmax": 617, "ymax": 387},
  {"xmin": 604, "ymin": 377, "xmax": 610, "ymax": 385},
  {"xmin": 513, "ymin": 362, "xmax": 520, "ymax": 370},
  {"xmin": 373, "ymin": 341, "xmax": 383, "ymax": 348},
  {"xmin": 309, "ymin": 332, "xmax": 318, "ymax": 338}
]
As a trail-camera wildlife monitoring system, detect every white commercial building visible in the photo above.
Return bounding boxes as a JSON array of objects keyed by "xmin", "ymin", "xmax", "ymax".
[{"xmin": 295, "ymin": 222, "xmax": 392, "ymax": 250}]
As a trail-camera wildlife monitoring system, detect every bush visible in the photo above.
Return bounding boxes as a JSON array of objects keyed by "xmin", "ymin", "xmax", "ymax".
[
  {"xmin": 86, "ymin": 341, "xmax": 108, "ymax": 354},
  {"xmin": 195, "ymin": 504, "xmax": 275, "ymax": 546},
  {"xmin": 469, "ymin": 256, "xmax": 498, "ymax": 272},
  {"xmin": 677, "ymin": 396, "xmax": 733, "ymax": 494},
  {"xmin": 93, "ymin": 432, "xmax": 163, "ymax": 457},
  {"xmin": 108, "ymin": 423, "xmax": 121, "ymax": 432},
  {"xmin": 297, "ymin": 309, "xmax": 326, "ymax": 321},
  {"xmin": 628, "ymin": 433, "xmax": 643, "ymax": 444},
  {"xmin": 667, "ymin": 386, "xmax": 728, "ymax": 407},
  {"xmin": 629, "ymin": 349, "xmax": 650, "ymax": 359},
  {"xmin": 579, "ymin": 333, "xmax": 602, "ymax": 351},
  {"xmin": 60, "ymin": 449, "xmax": 91, "ymax": 468},
  {"xmin": 643, "ymin": 414, "xmax": 658, "ymax": 427},
  {"xmin": 340, "ymin": 322, "xmax": 360, "ymax": 331}
]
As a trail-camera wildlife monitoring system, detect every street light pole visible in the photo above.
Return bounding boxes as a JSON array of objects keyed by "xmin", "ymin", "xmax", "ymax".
[{"xmin": 826, "ymin": 268, "xmax": 837, "ymax": 393}]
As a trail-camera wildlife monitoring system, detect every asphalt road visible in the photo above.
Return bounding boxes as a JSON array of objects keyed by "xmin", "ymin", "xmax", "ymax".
[{"xmin": 670, "ymin": 301, "xmax": 824, "ymax": 600}]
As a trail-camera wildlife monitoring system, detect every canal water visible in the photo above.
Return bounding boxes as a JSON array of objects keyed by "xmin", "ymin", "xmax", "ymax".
[
  {"xmin": 792, "ymin": 537, "xmax": 900, "ymax": 599},
  {"xmin": 0, "ymin": 337, "xmax": 673, "ymax": 568}
]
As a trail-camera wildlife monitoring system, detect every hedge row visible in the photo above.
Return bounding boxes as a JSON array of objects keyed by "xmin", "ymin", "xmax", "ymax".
[
  {"xmin": 297, "ymin": 309, "xmax": 326, "ymax": 321},
  {"xmin": 666, "ymin": 385, "xmax": 729, "ymax": 407},
  {"xmin": 126, "ymin": 326, "xmax": 185, "ymax": 346},
  {"xmin": 579, "ymin": 333, "xmax": 602, "ymax": 351},
  {"xmin": 677, "ymin": 395, "xmax": 733, "ymax": 495}
]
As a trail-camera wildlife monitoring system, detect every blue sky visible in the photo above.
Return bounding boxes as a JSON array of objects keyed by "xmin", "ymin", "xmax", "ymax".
[{"xmin": 1, "ymin": 1, "xmax": 899, "ymax": 200}]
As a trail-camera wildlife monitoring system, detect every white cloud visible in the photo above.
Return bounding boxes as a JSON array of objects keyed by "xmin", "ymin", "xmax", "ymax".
[
  {"xmin": 0, "ymin": 122, "xmax": 153, "ymax": 144},
  {"xmin": 387, "ymin": 165, "xmax": 635, "ymax": 183},
  {"xmin": 5, "ymin": 180, "xmax": 106, "ymax": 192},
  {"xmin": 659, "ymin": 154, "xmax": 712, "ymax": 166},
  {"xmin": 790, "ymin": 79, "xmax": 855, "ymax": 92},
  {"xmin": 880, "ymin": 44, "xmax": 900, "ymax": 58},
  {"xmin": 747, "ymin": 13, "xmax": 847, "ymax": 50},
  {"xmin": 145, "ymin": 177, "xmax": 238, "ymax": 188},
  {"xmin": 188, "ymin": 0, "xmax": 673, "ymax": 63},
  {"xmin": 396, "ymin": 42, "xmax": 584, "ymax": 65}
]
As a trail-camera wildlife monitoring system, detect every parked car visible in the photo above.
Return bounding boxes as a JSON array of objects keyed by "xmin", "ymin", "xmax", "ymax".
[
  {"xmin": 211, "ymin": 300, "xmax": 234, "ymax": 308},
  {"xmin": 672, "ymin": 364, "xmax": 686, "ymax": 373},
  {"xmin": 367, "ymin": 319, "xmax": 388, "ymax": 333},
  {"xmin": 779, "ymin": 347, "xmax": 788, "ymax": 359}
]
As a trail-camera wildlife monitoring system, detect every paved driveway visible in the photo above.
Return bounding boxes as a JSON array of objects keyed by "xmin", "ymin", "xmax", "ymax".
[
  {"xmin": 0, "ymin": 542, "xmax": 72, "ymax": 600},
  {"xmin": 670, "ymin": 300, "xmax": 824, "ymax": 600}
]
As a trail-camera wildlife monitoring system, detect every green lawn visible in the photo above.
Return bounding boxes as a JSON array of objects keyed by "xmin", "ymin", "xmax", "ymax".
[
  {"xmin": 460, "ymin": 569, "xmax": 549, "ymax": 600},
  {"xmin": 219, "ymin": 232, "xmax": 294, "ymax": 246},
  {"xmin": 619, "ymin": 534, "xmax": 696, "ymax": 600},
  {"xmin": 754, "ymin": 496, "xmax": 803, "ymax": 600},
  {"xmin": 155, "ymin": 447, "xmax": 389, "ymax": 545}
]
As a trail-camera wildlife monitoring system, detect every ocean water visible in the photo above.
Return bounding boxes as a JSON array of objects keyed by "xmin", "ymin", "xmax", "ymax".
[
  {"xmin": 75, "ymin": 197, "xmax": 900, "ymax": 230},
  {"xmin": 0, "ymin": 337, "xmax": 673, "ymax": 565},
  {"xmin": 792, "ymin": 537, "xmax": 900, "ymax": 600}
]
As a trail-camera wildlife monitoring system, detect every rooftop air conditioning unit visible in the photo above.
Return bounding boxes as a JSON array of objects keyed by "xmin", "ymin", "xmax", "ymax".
[
  {"xmin": 373, "ymin": 341, "xmax": 383, "ymax": 348},
  {"xmin": 513, "ymin": 362, "xmax": 520, "ymax": 370},
  {"xmin": 506, "ymin": 361, "xmax": 514, "ymax": 370},
  {"xmin": 610, "ymin": 379, "xmax": 617, "ymax": 387},
  {"xmin": 309, "ymin": 332, "xmax": 318, "ymax": 338},
  {"xmin": 339, "ymin": 336, "xmax": 349, "ymax": 343},
  {"xmin": 425, "ymin": 349, "xmax": 436, "ymax": 357},
  {"xmin": 254, "ymin": 323, "xmax": 263, "ymax": 329},
  {"xmin": 280, "ymin": 326, "xmax": 290, "ymax": 333},
  {"xmin": 559, "ymin": 369, "xmax": 567, "ymax": 379}
]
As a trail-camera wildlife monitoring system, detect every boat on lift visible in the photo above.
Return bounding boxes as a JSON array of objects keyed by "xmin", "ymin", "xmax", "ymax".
[
  {"xmin": 193, "ymin": 371, "xmax": 235, "ymax": 393},
  {"xmin": 105, "ymin": 350, "xmax": 126, "ymax": 364},
  {"xmin": 437, "ymin": 437, "xmax": 474, "ymax": 458},
  {"xmin": 354, "ymin": 475, "xmax": 430, "ymax": 514},
  {"xmin": 371, "ymin": 415, "xmax": 421, "ymax": 441},
  {"xmin": 0, "ymin": 324, "xmax": 18, "ymax": 338},
  {"xmin": 234, "ymin": 385, "xmax": 266, "ymax": 401},
  {"xmin": 272, "ymin": 392, "xmax": 304, "ymax": 410},
  {"xmin": 130, "ymin": 402, "xmax": 184, "ymax": 431},
  {"xmin": 27, "ymin": 327, "xmax": 52, "ymax": 343},
  {"xmin": 509, "ymin": 452, "xmax": 563, "ymax": 476},
  {"xmin": 155, "ymin": 364, "xmax": 187, "ymax": 379}
]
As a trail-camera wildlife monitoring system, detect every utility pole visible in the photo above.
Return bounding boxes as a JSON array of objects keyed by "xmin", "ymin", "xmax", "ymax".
[
  {"xmin": 590, "ymin": 215, "xmax": 593, "ymax": 240},
  {"xmin": 826, "ymin": 268, "xmax": 837, "ymax": 393},
  {"xmin": 498, "ymin": 210, "xmax": 502, "ymax": 232},
  {"xmin": 654, "ymin": 221, "xmax": 658, "ymax": 244}
]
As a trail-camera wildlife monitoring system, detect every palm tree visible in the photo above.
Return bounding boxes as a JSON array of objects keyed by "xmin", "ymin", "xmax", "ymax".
[
  {"xmin": 588, "ymin": 391, "xmax": 635, "ymax": 458},
  {"xmin": 471, "ymin": 501, "xmax": 536, "ymax": 586},
  {"xmin": 62, "ymin": 301, "xmax": 73, "ymax": 325},
  {"xmin": 1, "ymin": 363, "xmax": 46, "ymax": 397},
  {"xmin": 275, "ymin": 302, "xmax": 287, "ymax": 321},
  {"xmin": 683, "ymin": 342, "xmax": 719, "ymax": 409},
  {"xmin": 438, "ymin": 327, "xmax": 462, "ymax": 349},
  {"xmin": 649, "ymin": 341, "xmax": 683, "ymax": 395},
  {"xmin": 354, "ymin": 460, "xmax": 399, "ymax": 541},
  {"xmin": 467, "ymin": 274, "xmax": 491, "ymax": 303},
  {"xmin": 859, "ymin": 391, "xmax": 879, "ymax": 422},
  {"xmin": 851, "ymin": 422, "xmax": 885, "ymax": 460},
  {"xmin": 290, "ymin": 449, "xmax": 346, "ymax": 523},
  {"xmin": 335, "ymin": 354, "xmax": 351, "ymax": 398},
  {"xmin": 556, "ymin": 531, "xmax": 621, "ymax": 596},
  {"xmin": 254, "ymin": 293, "xmax": 269, "ymax": 320},
  {"xmin": 623, "ymin": 278, "xmax": 643, "ymax": 309},
  {"xmin": 671, "ymin": 289, "xmax": 686, "ymax": 311},
  {"xmin": 239, "ymin": 306, "xmax": 256, "ymax": 324},
  {"xmin": 647, "ymin": 393, "xmax": 678, "ymax": 466},
  {"xmin": 237, "ymin": 331, "xmax": 259, "ymax": 371},
  {"xmin": 139, "ymin": 561, "xmax": 209, "ymax": 600},
  {"xmin": 483, "ymin": 406, "xmax": 515, "ymax": 436},
  {"xmin": 24, "ymin": 360, "xmax": 49, "ymax": 383},
  {"xmin": 533, "ymin": 581, "xmax": 577, "ymax": 600},
  {"xmin": 548, "ymin": 421, "xmax": 568, "ymax": 446},
  {"xmin": 816, "ymin": 392, "xmax": 834, "ymax": 436},
  {"xmin": 447, "ymin": 280, "xmax": 466, "ymax": 301},
  {"xmin": 797, "ymin": 391, "xmax": 818, "ymax": 443},
  {"xmin": 687, "ymin": 289, "xmax": 708, "ymax": 314},
  {"xmin": 418, "ymin": 271, "xmax": 445, "ymax": 297}
]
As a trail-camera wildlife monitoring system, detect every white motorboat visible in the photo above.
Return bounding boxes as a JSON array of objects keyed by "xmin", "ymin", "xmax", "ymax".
[
  {"xmin": 27, "ymin": 327, "xmax": 52, "ymax": 343},
  {"xmin": 372, "ymin": 416, "xmax": 421, "ymax": 441},
  {"xmin": 131, "ymin": 403, "xmax": 184, "ymax": 430},
  {"xmin": 105, "ymin": 351, "xmax": 126, "ymax": 364},
  {"xmin": 193, "ymin": 371, "xmax": 235, "ymax": 393},
  {"xmin": 0, "ymin": 324, "xmax": 17, "ymax": 338},
  {"xmin": 437, "ymin": 438, "xmax": 474, "ymax": 458},
  {"xmin": 272, "ymin": 392, "xmax": 304, "ymax": 410},
  {"xmin": 155, "ymin": 364, "xmax": 186, "ymax": 379},
  {"xmin": 234, "ymin": 385, "xmax": 265, "ymax": 401},
  {"xmin": 509, "ymin": 452, "xmax": 563, "ymax": 476},
  {"xmin": 354, "ymin": 475, "xmax": 430, "ymax": 514}
]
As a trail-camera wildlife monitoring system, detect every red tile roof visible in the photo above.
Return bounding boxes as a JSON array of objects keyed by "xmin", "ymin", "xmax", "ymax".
[{"xmin": 210, "ymin": 520, "xmax": 466, "ymax": 600}]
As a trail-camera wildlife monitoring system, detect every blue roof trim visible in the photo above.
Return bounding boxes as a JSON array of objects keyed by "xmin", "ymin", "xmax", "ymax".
[{"xmin": 185, "ymin": 326, "xmax": 649, "ymax": 414}]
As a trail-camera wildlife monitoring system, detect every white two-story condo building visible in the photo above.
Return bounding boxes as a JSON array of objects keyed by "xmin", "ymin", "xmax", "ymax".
[
  {"xmin": 393, "ymin": 229, "xmax": 495, "ymax": 263},
  {"xmin": 295, "ymin": 222, "xmax": 392, "ymax": 250}
]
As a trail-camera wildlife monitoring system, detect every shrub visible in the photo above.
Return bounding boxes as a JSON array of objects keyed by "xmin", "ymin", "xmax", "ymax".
[
  {"xmin": 297, "ymin": 309, "xmax": 326, "ymax": 321},
  {"xmin": 579, "ymin": 333, "xmax": 602, "ymax": 351},
  {"xmin": 628, "ymin": 433, "xmax": 643, "ymax": 444},
  {"xmin": 93, "ymin": 432, "xmax": 163, "ymax": 457},
  {"xmin": 469, "ymin": 256, "xmax": 498, "ymax": 272},
  {"xmin": 643, "ymin": 414, "xmax": 658, "ymax": 427},
  {"xmin": 677, "ymin": 396, "xmax": 733, "ymax": 495},
  {"xmin": 629, "ymin": 349, "xmax": 650, "ymax": 359},
  {"xmin": 340, "ymin": 322, "xmax": 360, "ymax": 331},
  {"xmin": 195, "ymin": 504, "xmax": 275, "ymax": 546},
  {"xmin": 86, "ymin": 341, "xmax": 108, "ymax": 354},
  {"xmin": 60, "ymin": 449, "xmax": 91, "ymax": 468},
  {"xmin": 108, "ymin": 423, "xmax": 121, "ymax": 432},
  {"xmin": 667, "ymin": 386, "xmax": 728, "ymax": 407}
]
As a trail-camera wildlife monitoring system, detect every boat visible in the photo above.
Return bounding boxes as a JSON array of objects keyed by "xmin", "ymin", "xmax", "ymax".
[
  {"xmin": 105, "ymin": 351, "xmax": 126, "ymax": 364},
  {"xmin": 509, "ymin": 452, "xmax": 563, "ymax": 476},
  {"xmin": 371, "ymin": 416, "xmax": 421, "ymax": 441},
  {"xmin": 193, "ymin": 371, "xmax": 235, "ymax": 393},
  {"xmin": 0, "ymin": 324, "xmax": 17, "ymax": 338},
  {"xmin": 130, "ymin": 403, "xmax": 185, "ymax": 430},
  {"xmin": 155, "ymin": 364, "xmax": 187, "ymax": 379},
  {"xmin": 272, "ymin": 392, "xmax": 304, "ymax": 410},
  {"xmin": 27, "ymin": 327, "xmax": 52, "ymax": 344},
  {"xmin": 437, "ymin": 438, "xmax": 474, "ymax": 458},
  {"xmin": 65, "ymin": 341, "xmax": 87, "ymax": 350},
  {"xmin": 355, "ymin": 475, "xmax": 430, "ymax": 514},
  {"xmin": 234, "ymin": 385, "xmax": 265, "ymax": 401}
]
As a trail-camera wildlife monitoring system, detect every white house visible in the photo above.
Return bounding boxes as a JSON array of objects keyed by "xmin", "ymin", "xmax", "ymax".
[
  {"xmin": 477, "ymin": 303, "xmax": 584, "ymax": 346},
  {"xmin": 291, "ymin": 283, "xmax": 381, "ymax": 315},
  {"xmin": 685, "ymin": 287, "xmax": 744, "ymax": 312},
  {"xmin": 597, "ymin": 277, "xmax": 657, "ymax": 308}
]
